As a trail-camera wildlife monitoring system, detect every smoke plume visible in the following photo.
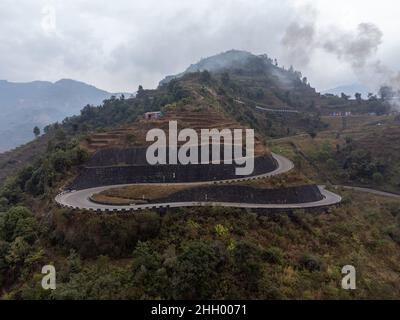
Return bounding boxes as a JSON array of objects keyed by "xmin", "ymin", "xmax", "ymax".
[
  {"xmin": 281, "ymin": 21, "xmax": 316, "ymax": 66},
  {"xmin": 281, "ymin": 8, "xmax": 400, "ymax": 108},
  {"xmin": 322, "ymin": 23, "xmax": 382, "ymax": 70}
]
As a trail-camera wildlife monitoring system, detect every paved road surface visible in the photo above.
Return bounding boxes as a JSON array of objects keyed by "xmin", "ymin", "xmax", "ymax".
[
  {"xmin": 55, "ymin": 153, "xmax": 343, "ymax": 211},
  {"xmin": 337, "ymin": 185, "xmax": 400, "ymax": 199},
  {"xmin": 255, "ymin": 106, "xmax": 300, "ymax": 114},
  {"xmin": 56, "ymin": 185, "xmax": 341, "ymax": 212}
]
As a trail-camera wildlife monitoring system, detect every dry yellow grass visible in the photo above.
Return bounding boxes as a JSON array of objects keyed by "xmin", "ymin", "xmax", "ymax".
[
  {"xmin": 321, "ymin": 114, "xmax": 391, "ymax": 132},
  {"xmin": 90, "ymin": 170, "xmax": 313, "ymax": 205},
  {"xmin": 90, "ymin": 194, "xmax": 137, "ymax": 205},
  {"xmin": 237, "ymin": 171, "xmax": 313, "ymax": 189},
  {"xmin": 91, "ymin": 184, "xmax": 192, "ymax": 205}
]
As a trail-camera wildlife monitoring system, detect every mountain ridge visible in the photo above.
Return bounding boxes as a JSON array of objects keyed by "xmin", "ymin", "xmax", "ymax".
[
  {"xmin": 0, "ymin": 79, "xmax": 131, "ymax": 152},
  {"xmin": 322, "ymin": 83, "xmax": 373, "ymax": 99}
]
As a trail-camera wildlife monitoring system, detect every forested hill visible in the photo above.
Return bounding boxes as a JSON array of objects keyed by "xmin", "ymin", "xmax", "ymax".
[
  {"xmin": 0, "ymin": 52, "xmax": 330, "ymax": 187},
  {"xmin": 0, "ymin": 50, "xmax": 388, "ymax": 188}
]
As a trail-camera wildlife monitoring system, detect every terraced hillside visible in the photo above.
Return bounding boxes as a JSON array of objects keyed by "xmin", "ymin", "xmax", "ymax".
[
  {"xmin": 82, "ymin": 104, "xmax": 267, "ymax": 155},
  {"xmin": 70, "ymin": 101, "xmax": 275, "ymax": 190}
]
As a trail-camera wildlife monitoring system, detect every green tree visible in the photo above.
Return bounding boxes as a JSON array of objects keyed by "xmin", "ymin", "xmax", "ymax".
[
  {"xmin": 263, "ymin": 246, "xmax": 284, "ymax": 265},
  {"xmin": 5, "ymin": 236, "xmax": 31, "ymax": 267},
  {"xmin": 24, "ymin": 167, "xmax": 46, "ymax": 196},
  {"xmin": 51, "ymin": 150, "xmax": 71, "ymax": 173},
  {"xmin": 214, "ymin": 224, "xmax": 229, "ymax": 237},
  {"xmin": 137, "ymin": 85, "xmax": 145, "ymax": 98},
  {"xmin": 233, "ymin": 241, "xmax": 263, "ymax": 293},
  {"xmin": 172, "ymin": 241, "xmax": 220, "ymax": 299},
  {"xmin": 131, "ymin": 241, "xmax": 163, "ymax": 297},
  {"xmin": 2, "ymin": 206, "xmax": 37, "ymax": 243},
  {"xmin": 372, "ymin": 172, "xmax": 384, "ymax": 185},
  {"xmin": 341, "ymin": 92, "xmax": 350, "ymax": 100},
  {"xmin": 0, "ymin": 178, "xmax": 23, "ymax": 204},
  {"xmin": 56, "ymin": 249, "xmax": 82, "ymax": 283},
  {"xmin": 55, "ymin": 128, "xmax": 67, "ymax": 141},
  {"xmin": 33, "ymin": 126, "xmax": 40, "ymax": 138},
  {"xmin": 0, "ymin": 241, "xmax": 9, "ymax": 285},
  {"xmin": 368, "ymin": 93, "xmax": 378, "ymax": 101},
  {"xmin": 0, "ymin": 197, "xmax": 8, "ymax": 212}
]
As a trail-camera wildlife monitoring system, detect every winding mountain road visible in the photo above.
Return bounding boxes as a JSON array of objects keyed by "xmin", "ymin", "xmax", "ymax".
[
  {"xmin": 55, "ymin": 153, "xmax": 343, "ymax": 212},
  {"xmin": 337, "ymin": 186, "xmax": 400, "ymax": 199}
]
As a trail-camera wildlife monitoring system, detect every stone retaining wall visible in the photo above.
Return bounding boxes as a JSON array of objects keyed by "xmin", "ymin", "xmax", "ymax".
[
  {"xmin": 154, "ymin": 184, "xmax": 323, "ymax": 204},
  {"xmin": 70, "ymin": 153, "xmax": 277, "ymax": 190},
  {"xmin": 86, "ymin": 146, "xmax": 252, "ymax": 167}
]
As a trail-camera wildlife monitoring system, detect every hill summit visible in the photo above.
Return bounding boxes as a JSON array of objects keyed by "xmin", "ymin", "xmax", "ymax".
[{"xmin": 160, "ymin": 50, "xmax": 256, "ymax": 85}]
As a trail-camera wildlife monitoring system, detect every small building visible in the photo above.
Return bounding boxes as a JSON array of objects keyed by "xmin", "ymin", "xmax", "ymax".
[{"xmin": 144, "ymin": 111, "xmax": 162, "ymax": 120}]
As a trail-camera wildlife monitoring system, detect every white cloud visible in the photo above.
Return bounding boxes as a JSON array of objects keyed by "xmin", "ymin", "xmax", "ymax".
[{"xmin": 0, "ymin": 0, "xmax": 399, "ymax": 92}]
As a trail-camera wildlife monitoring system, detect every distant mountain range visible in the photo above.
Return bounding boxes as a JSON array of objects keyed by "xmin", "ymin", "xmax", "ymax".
[
  {"xmin": 322, "ymin": 83, "xmax": 374, "ymax": 99},
  {"xmin": 0, "ymin": 79, "xmax": 130, "ymax": 152}
]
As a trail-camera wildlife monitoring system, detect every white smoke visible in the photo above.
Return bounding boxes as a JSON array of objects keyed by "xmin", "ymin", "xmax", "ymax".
[
  {"xmin": 281, "ymin": 7, "xmax": 400, "ymax": 109},
  {"xmin": 322, "ymin": 23, "xmax": 382, "ymax": 70}
]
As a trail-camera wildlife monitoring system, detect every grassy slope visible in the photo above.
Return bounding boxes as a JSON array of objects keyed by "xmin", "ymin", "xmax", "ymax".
[
  {"xmin": 9, "ymin": 189, "xmax": 400, "ymax": 299},
  {"xmin": 268, "ymin": 115, "xmax": 400, "ymax": 193},
  {"xmin": 0, "ymin": 134, "xmax": 51, "ymax": 185}
]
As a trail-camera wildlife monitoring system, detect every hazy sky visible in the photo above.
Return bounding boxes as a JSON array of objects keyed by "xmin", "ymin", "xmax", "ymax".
[{"xmin": 0, "ymin": 0, "xmax": 399, "ymax": 92}]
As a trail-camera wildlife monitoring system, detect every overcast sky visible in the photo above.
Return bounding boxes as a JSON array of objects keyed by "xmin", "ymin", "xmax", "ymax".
[{"xmin": 0, "ymin": 0, "xmax": 399, "ymax": 93}]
